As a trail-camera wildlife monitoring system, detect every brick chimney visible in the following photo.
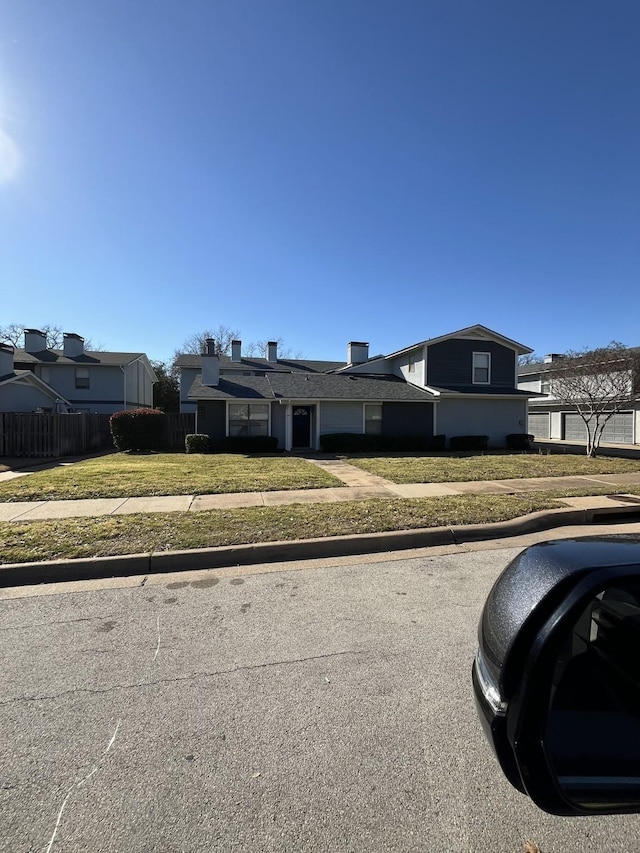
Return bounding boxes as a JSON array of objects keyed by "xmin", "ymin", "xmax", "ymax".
[
  {"xmin": 347, "ymin": 341, "xmax": 369, "ymax": 364},
  {"xmin": 202, "ymin": 338, "xmax": 220, "ymax": 386},
  {"xmin": 0, "ymin": 343, "xmax": 14, "ymax": 376},
  {"xmin": 231, "ymin": 340, "xmax": 242, "ymax": 362},
  {"xmin": 63, "ymin": 333, "xmax": 85, "ymax": 358},
  {"xmin": 24, "ymin": 329, "xmax": 48, "ymax": 353},
  {"xmin": 267, "ymin": 341, "xmax": 278, "ymax": 362}
]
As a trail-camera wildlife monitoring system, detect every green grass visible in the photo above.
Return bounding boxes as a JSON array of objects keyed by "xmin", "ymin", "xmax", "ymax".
[
  {"xmin": 0, "ymin": 453, "xmax": 343, "ymax": 502},
  {"xmin": 343, "ymin": 452, "xmax": 640, "ymax": 484},
  {"xmin": 0, "ymin": 493, "xmax": 563, "ymax": 564}
]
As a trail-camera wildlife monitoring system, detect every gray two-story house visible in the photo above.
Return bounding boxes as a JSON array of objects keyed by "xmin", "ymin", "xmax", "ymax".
[
  {"xmin": 175, "ymin": 324, "xmax": 534, "ymax": 450},
  {"xmin": 0, "ymin": 329, "xmax": 157, "ymax": 414}
]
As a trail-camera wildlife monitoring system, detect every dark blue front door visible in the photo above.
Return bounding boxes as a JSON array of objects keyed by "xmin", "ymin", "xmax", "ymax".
[{"xmin": 292, "ymin": 406, "xmax": 312, "ymax": 448}]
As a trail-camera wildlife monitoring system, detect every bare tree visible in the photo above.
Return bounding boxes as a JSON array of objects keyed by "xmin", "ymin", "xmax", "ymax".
[
  {"xmin": 173, "ymin": 325, "xmax": 241, "ymax": 359},
  {"xmin": 174, "ymin": 328, "xmax": 302, "ymax": 361},
  {"xmin": 547, "ymin": 342, "xmax": 640, "ymax": 457},
  {"xmin": 244, "ymin": 337, "xmax": 303, "ymax": 359},
  {"xmin": 0, "ymin": 322, "xmax": 101, "ymax": 350},
  {"xmin": 518, "ymin": 352, "xmax": 544, "ymax": 367}
]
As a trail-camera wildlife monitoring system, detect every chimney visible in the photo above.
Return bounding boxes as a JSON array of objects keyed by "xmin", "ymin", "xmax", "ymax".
[
  {"xmin": 63, "ymin": 333, "xmax": 85, "ymax": 358},
  {"xmin": 544, "ymin": 353, "xmax": 565, "ymax": 364},
  {"xmin": 24, "ymin": 328, "xmax": 48, "ymax": 353},
  {"xmin": 231, "ymin": 340, "xmax": 242, "ymax": 362},
  {"xmin": 0, "ymin": 343, "xmax": 14, "ymax": 376},
  {"xmin": 202, "ymin": 339, "xmax": 220, "ymax": 386},
  {"xmin": 267, "ymin": 341, "xmax": 278, "ymax": 362},
  {"xmin": 347, "ymin": 341, "xmax": 369, "ymax": 364}
]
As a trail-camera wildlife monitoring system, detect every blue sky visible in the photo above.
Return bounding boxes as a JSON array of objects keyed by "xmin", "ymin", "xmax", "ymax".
[{"xmin": 1, "ymin": 1, "xmax": 639, "ymax": 364}]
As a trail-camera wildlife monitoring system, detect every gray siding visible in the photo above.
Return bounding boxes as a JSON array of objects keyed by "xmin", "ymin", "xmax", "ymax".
[
  {"xmin": 124, "ymin": 360, "xmax": 154, "ymax": 408},
  {"xmin": 382, "ymin": 403, "xmax": 434, "ymax": 437},
  {"xmin": 0, "ymin": 381, "xmax": 54, "ymax": 412},
  {"xmin": 320, "ymin": 402, "xmax": 363, "ymax": 434},
  {"xmin": 200, "ymin": 401, "xmax": 226, "ymax": 442},
  {"xmin": 180, "ymin": 368, "xmax": 200, "ymax": 413},
  {"xmin": 436, "ymin": 399, "xmax": 527, "ymax": 446},
  {"xmin": 35, "ymin": 364, "xmax": 127, "ymax": 411},
  {"xmin": 390, "ymin": 349, "xmax": 425, "ymax": 386},
  {"xmin": 427, "ymin": 340, "xmax": 516, "ymax": 389},
  {"xmin": 270, "ymin": 403, "xmax": 286, "ymax": 449}
]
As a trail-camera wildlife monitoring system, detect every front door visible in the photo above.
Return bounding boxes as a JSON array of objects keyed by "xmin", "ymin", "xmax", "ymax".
[{"xmin": 292, "ymin": 406, "xmax": 312, "ymax": 448}]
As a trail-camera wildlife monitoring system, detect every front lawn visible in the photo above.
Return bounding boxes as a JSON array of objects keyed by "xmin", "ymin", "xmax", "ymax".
[
  {"xmin": 0, "ymin": 453, "xmax": 343, "ymax": 502},
  {"xmin": 0, "ymin": 493, "xmax": 562, "ymax": 564},
  {"xmin": 343, "ymin": 452, "xmax": 640, "ymax": 483}
]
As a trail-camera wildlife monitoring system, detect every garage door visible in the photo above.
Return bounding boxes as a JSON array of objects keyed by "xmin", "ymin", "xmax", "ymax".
[
  {"xmin": 528, "ymin": 413, "xmax": 550, "ymax": 440},
  {"xmin": 563, "ymin": 412, "xmax": 634, "ymax": 444}
]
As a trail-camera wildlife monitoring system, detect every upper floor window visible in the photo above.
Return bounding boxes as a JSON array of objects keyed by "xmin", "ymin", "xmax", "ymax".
[
  {"xmin": 473, "ymin": 352, "xmax": 491, "ymax": 384},
  {"xmin": 541, "ymin": 376, "xmax": 551, "ymax": 395},
  {"xmin": 75, "ymin": 367, "xmax": 90, "ymax": 389},
  {"xmin": 408, "ymin": 353, "xmax": 416, "ymax": 373}
]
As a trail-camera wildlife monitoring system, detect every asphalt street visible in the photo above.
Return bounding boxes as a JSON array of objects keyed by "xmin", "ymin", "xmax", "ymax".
[{"xmin": 2, "ymin": 544, "xmax": 640, "ymax": 852}]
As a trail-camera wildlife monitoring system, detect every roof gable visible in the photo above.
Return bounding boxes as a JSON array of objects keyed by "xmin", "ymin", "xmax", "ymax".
[
  {"xmin": 0, "ymin": 370, "xmax": 72, "ymax": 404},
  {"xmin": 387, "ymin": 325, "xmax": 532, "ymax": 359}
]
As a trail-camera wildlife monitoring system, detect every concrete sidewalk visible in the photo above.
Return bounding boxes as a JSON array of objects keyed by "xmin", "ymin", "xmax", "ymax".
[{"xmin": 1, "ymin": 456, "xmax": 640, "ymax": 521}]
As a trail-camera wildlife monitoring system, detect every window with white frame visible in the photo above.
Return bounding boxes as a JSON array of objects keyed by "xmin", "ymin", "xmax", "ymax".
[
  {"xmin": 364, "ymin": 403, "xmax": 382, "ymax": 434},
  {"xmin": 472, "ymin": 352, "xmax": 490, "ymax": 384},
  {"xmin": 408, "ymin": 353, "xmax": 416, "ymax": 373},
  {"xmin": 228, "ymin": 403, "xmax": 269, "ymax": 437},
  {"xmin": 75, "ymin": 366, "xmax": 90, "ymax": 389},
  {"xmin": 541, "ymin": 376, "xmax": 551, "ymax": 395}
]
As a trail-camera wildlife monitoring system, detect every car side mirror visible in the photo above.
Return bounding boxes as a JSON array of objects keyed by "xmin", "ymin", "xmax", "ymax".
[{"xmin": 473, "ymin": 536, "xmax": 640, "ymax": 816}]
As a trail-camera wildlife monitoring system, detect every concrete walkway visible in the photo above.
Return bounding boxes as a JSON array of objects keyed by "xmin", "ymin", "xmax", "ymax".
[{"xmin": 1, "ymin": 456, "xmax": 640, "ymax": 521}]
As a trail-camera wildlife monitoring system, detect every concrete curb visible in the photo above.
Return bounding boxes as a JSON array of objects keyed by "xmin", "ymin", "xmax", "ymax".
[{"xmin": 2, "ymin": 503, "xmax": 640, "ymax": 588}]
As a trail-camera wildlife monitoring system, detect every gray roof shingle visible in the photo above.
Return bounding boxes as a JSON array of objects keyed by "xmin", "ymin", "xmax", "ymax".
[
  {"xmin": 188, "ymin": 373, "xmax": 437, "ymax": 402},
  {"xmin": 12, "ymin": 348, "xmax": 147, "ymax": 366},
  {"xmin": 175, "ymin": 353, "xmax": 346, "ymax": 373}
]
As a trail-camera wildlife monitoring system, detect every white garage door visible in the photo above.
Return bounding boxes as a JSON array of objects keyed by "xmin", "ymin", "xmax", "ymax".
[
  {"xmin": 563, "ymin": 412, "xmax": 634, "ymax": 444},
  {"xmin": 528, "ymin": 413, "xmax": 550, "ymax": 439}
]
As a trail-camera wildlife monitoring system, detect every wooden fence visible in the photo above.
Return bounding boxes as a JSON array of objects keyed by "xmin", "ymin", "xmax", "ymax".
[
  {"xmin": 162, "ymin": 413, "xmax": 196, "ymax": 449},
  {"xmin": 0, "ymin": 413, "xmax": 113, "ymax": 458},
  {"xmin": 0, "ymin": 412, "xmax": 196, "ymax": 458}
]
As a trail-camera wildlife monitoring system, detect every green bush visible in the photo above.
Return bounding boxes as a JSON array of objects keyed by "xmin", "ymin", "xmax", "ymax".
[
  {"xmin": 449, "ymin": 435, "xmax": 489, "ymax": 451},
  {"xmin": 506, "ymin": 433, "xmax": 534, "ymax": 451},
  {"xmin": 213, "ymin": 435, "xmax": 279, "ymax": 453},
  {"xmin": 185, "ymin": 434, "xmax": 210, "ymax": 453},
  {"xmin": 110, "ymin": 408, "xmax": 165, "ymax": 452},
  {"xmin": 431, "ymin": 434, "xmax": 446, "ymax": 451},
  {"xmin": 319, "ymin": 433, "xmax": 381, "ymax": 452},
  {"xmin": 319, "ymin": 433, "xmax": 445, "ymax": 453}
]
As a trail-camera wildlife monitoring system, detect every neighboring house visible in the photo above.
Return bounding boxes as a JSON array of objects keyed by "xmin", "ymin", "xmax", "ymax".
[
  {"xmin": 518, "ymin": 353, "xmax": 640, "ymax": 445},
  {"xmin": 175, "ymin": 325, "xmax": 535, "ymax": 451},
  {"xmin": 0, "ymin": 343, "xmax": 73, "ymax": 413},
  {"xmin": 0, "ymin": 329, "xmax": 157, "ymax": 414}
]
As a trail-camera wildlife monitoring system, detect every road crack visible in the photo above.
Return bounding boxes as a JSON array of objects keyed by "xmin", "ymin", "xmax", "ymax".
[{"xmin": 0, "ymin": 650, "xmax": 356, "ymax": 707}]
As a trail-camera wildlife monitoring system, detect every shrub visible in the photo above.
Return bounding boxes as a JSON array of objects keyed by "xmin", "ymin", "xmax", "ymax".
[
  {"xmin": 506, "ymin": 433, "xmax": 534, "ymax": 451},
  {"xmin": 213, "ymin": 435, "xmax": 279, "ymax": 453},
  {"xmin": 110, "ymin": 408, "xmax": 165, "ymax": 452},
  {"xmin": 449, "ymin": 435, "xmax": 489, "ymax": 452},
  {"xmin": 185, "ymin": 434, "xmax": 210, "ymax": 453},
  {"xmin": 431, "ymin": 434, "xmax": 446, "ymax": 451},
  {"xmin": 318, "ymin": 433, "xmax": 445, "ymax": 453},
  {"xmin": 320, "ymin": 433, "xmax": 382, "ymax": 453}
]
